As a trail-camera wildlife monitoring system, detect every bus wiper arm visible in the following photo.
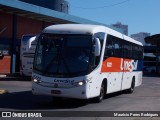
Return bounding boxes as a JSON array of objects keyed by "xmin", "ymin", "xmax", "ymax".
[
  {"xmin": 43, "ymin": 55, "xmax": 58, "ymax": 75},
  {"xmin": 61, "ymin": 55, "xmax": 71, "ymax": 75}
]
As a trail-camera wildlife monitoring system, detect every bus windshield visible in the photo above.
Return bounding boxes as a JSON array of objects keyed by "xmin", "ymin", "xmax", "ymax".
[{"xmin": 33, "ymin": 34, "xmax": 92, "ymax": 77}]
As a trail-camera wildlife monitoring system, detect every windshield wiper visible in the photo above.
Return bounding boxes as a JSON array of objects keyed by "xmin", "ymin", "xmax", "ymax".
[
  {"xmin": 60, "ymin": 54, "xmax": 71, "ymax": 75},
  {"xmin": 42, "ymin": 54, "xmax": 59, "ymax": 75}
]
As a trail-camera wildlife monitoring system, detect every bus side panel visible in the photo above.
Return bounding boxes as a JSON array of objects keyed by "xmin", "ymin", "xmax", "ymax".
[
  {"xmin": 121, "ymin": 59, "xmax": 143, "ymax": 90},
  {"xmin": 121, "ymin": 71, "xmax": 142, "ymax": 90},
  {"xmin": 136, "ymin": 71, "xmax": 143, "ymax": 86},
  {"xmin": 121, "ymin": 58, "xmax": 133, "ymax": 90},
  {"xmin": 101, "ymin": 57, "xmax": 143, "ymax": 93},
  {"xmin": 85, "ymin": 70, "xmax": 102, "ymax": 98},
  {"xmin": 121, "ymin": 72, "xmax": 133, "ymax": 90},
  {"xmin": 106, "ymin": 72, "xmax": 123, "ymax": 93},
  {"xmin": 101, "ymin": 57, "xmax": 123, "ymax": 93},
  {"xmin": 135, "ymin": 60, "xmax": 143, "ymax": 87}
]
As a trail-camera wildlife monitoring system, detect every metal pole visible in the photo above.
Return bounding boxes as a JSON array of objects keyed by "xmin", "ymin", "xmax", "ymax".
[
  {"xmin": 10, "ymin": 14, "xmax": 17, "ymax": 74},
  {"xmin": 156, "ymin": 38, "xmax": 159, "ymax": 74}
]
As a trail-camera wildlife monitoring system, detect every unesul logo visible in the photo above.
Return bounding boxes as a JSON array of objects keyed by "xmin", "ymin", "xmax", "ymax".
[{"xmin": 120, "ymin": 59, "xmax": 138, "ymax": 72}]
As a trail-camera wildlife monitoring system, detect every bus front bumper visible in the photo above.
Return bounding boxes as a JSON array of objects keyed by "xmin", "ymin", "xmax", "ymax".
[{"xmin": 32, "ymin": 82, "xmax": 88, "ymax": 99}]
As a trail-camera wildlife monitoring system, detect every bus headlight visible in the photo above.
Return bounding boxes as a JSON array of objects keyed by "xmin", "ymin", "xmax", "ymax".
[
  {"xmin": 72, "ymin": 81, "xmax": 86, "ymax": 87},
  {"xmin": 78, "ymin": 81, "xmax": 84, "ymax": 86},
  {"xmin": 32, "ymin": 77, "xmax": 42, "ymax": 84}
]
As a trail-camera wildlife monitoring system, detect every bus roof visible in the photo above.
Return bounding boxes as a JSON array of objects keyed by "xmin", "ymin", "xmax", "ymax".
[
  {"xmin": 43, "ymin": 24, "xmax": 143, "ymax": 46},
  {"xmin": 43, "ymin": 24, "xmax": 106, "ymax": 34}
]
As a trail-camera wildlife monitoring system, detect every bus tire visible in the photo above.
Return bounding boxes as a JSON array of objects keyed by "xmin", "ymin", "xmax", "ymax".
[
  {"xmin": 52, "ymin": 97, "xmax": 62, "ymax": 103},
  {"xmin": 94, "ymin": 82, "xmax": 105, "ymax": 103},
  {"xmin": 127, "ymin": 77, "xmax": 135, "ymax": 94}
]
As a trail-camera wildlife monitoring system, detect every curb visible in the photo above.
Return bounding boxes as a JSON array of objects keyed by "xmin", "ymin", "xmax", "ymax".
[
  {"xmin": 0, "ymin": 75, "xmax": 7, "ymax": 78},
  {"xmin": 0, "ymin": 89, "xmax": 9, "ymax": 94},
  {"xmin": 0, "ymin": 76, "xmax": 31, "ymax": 81}
]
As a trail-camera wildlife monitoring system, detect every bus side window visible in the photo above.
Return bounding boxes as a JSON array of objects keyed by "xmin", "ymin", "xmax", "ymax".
[
  {"xmin": 128, "ymin": 42, "xmax": 132, "ymax": 59},
  {"xmin": 123, "ymin": 41, "xmax": 129, "ymax": 58},
  {"xmin": 132, "ymin": 45, "xmax": 136, "ymax": 59},
  {"xmin": 113, "ymin": 38, "xmax": 122, "ymax": 58},
  {"xmin": 104, "ymin": 35, "xmax": 124, "ymax": 59},
  {"xmin": 104, "ymin": 35, "xmax": 114, "ymax": 59},
  {"xmin": 138, "ymin": 46, "xmax": 143, "ymax": 60},
  {"xmin": 135, "ymin": 45, "xmax": 139, "ymax": 60}
]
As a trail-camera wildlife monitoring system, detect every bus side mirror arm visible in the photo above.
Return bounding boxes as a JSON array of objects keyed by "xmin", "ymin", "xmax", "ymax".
[{"xmin": 94, "ymin": 38, "xmax": 101, "ymax": 56}]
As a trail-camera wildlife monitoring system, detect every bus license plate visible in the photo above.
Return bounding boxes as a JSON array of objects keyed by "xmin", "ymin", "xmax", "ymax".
[{"xmin": 51, "ymin": 90, "xmax": 61, "ymax": 94}]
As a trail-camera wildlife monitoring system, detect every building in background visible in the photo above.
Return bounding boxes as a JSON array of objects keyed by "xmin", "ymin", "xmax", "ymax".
[
  {"xmin": 111, "ymin": 22, "xmax": 128, "ymax": 35},
  {"xmin": 131, "ymin": 32, "xmax": 150, "ymax": 45},
  {"xmin": 130, "ymin": 32, "xmax": 160, "ymax": 75},
  {"xmin": 19, "ymin": 0, "xmax": 69, "ymax": 14},
  {"xmin": 0, "ymin": 0, "xmax": 105, "ymax": 74},
  {"xmin": 144, "ymin": 34, "xmax": 160, "ymax": 74}
]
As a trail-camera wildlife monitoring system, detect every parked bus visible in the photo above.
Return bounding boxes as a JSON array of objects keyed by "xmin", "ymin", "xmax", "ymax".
[
  {"xmin": 143, "ymin": 53, "xmax": 156, "ymax": 73},
  {"xmin": 20, "ymin": 35, "xmax": 37, "ymax": 76},
  {"xmin": 32, "ymin": 24, "xmax": 143, "ymax": 102}
]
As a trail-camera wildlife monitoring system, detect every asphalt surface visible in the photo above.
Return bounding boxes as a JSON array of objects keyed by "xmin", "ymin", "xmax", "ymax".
[{"xmin": 0, "ymin": 77, "xmax": 160, "ymax": 120}]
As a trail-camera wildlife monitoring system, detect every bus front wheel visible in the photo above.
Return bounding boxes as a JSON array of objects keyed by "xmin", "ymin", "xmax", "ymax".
[
  {"xmin": 94, "ymin": 82, "xmax": 105, "ymax": 103},
  {"xmin": 52, "ymin": 97, "xmax": 62, "ymax": 103}
]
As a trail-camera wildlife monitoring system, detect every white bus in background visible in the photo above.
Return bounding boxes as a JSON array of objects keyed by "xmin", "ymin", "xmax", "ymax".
[
  {"xmin": 32, "ymin": 24, "xmax": 143, "ymax": 102},
  {"xmin": 20, "ymin": 35, "xmax": 37, "ymax": 76}
]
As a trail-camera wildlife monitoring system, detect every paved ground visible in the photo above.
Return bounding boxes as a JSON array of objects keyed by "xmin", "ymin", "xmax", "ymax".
[{"xmin": 0, "ymin": 77, "xmax": 160, "ymax": 120}]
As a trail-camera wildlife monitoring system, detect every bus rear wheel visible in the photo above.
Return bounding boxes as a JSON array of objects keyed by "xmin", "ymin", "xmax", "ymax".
[{"xmin": 127, "ymin": 78, "xmax": 135, "ymax": 94}]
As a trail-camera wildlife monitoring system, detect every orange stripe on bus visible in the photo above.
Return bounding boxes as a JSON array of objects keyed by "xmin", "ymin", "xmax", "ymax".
[{"xmin": 101, "ymin": 57, "xmax": 137, "ymax": 72}]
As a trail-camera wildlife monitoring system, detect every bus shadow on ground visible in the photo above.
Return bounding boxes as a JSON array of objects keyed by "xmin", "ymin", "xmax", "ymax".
[
  {"xmin": 0, "ymin": 90, "xmax": 125, "ymax": 110},
  {"xmin": 0, "ymin": 91, "xmax": 87, "ymax": 110}
]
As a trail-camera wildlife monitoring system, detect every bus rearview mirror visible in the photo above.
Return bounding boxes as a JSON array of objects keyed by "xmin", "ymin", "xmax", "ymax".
[{"xmin": 94, "ymin": 38, "xmax": 101, "ymax": 56}]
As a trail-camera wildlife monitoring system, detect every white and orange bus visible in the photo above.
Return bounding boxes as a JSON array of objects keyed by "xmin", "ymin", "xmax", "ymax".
[{"xmin": 32, "ymin": 24, "xmax": 143, "ymax": 102}]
